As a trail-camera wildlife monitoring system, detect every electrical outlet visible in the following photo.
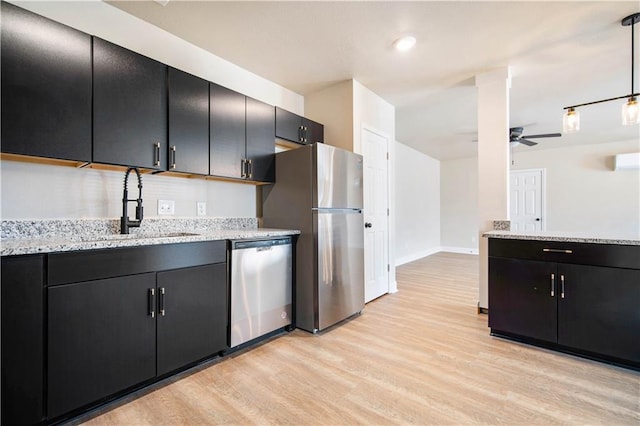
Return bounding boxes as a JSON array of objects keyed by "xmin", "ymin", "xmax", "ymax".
[
  {"xmin": 197, "ymin": 201, "xmax": 207, "ymax": 216},
  {"xmin": 158, "ymin": 200, "xmax": 175, "ymax": 215}
]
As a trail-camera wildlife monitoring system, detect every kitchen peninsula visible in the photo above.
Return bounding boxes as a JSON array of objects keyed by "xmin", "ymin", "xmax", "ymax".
[{"xmin": 485, "ymin": 230, "xmax": 640, "ymax": 371}]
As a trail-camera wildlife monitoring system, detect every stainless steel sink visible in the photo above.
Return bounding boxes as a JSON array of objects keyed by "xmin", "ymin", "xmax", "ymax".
[{"xmin": 78, "ymin": 232, "xmax": 200, "ymax": 242}]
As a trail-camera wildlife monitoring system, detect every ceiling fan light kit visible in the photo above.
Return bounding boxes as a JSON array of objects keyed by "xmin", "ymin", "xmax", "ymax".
[{"xmin": 562, "ymin": 12, "xmax": 640, "ymax": 133}]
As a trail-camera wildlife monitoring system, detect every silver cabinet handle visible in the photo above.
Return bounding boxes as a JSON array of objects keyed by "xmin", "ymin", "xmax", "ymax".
[
  {"xmin": 154, "ymin": 142, "xmax": 161, "ymax": 167},
  {"xmin": 148, "ymin": 288, "xmax": 156, "ymax": 318},
  {"xmin": 241, "ymin": 159, "xmax": 247, "ymax": 178},
  {"xmin": 159, "ymin": 287, "xmax": 166, "ymax": 316},
  {"xmin": 247, "ymin": 159, "xmax": 252, "ymax": 179},
  {"xmin": 170, "ymin": 146, "xmax": 177, "ymax": 170},
  {"xmin": 560, "ymin": 275, "xmax": 565, "ymax": 299},
  {"xmin": 543, "ymin": 248, "xmax": 573, "ymax": 254},
  {"xmin": 550, "ymin": 273, "xmax": 555, "ymax": 297}
]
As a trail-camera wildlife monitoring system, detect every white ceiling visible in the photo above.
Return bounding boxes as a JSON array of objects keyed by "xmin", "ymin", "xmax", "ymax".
[{"xmin": 107, "ymin": 0, "xmax": 640, "ymax": 160}]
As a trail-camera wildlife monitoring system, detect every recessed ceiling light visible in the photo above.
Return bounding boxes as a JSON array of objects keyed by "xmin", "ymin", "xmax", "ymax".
[
  {"xmin": 394, "ymin": 35, "xmax": 416, "ymax": 52},
  {"xmin": 153, "ymin": 0, "xmax": 170, "ymax": 6}
]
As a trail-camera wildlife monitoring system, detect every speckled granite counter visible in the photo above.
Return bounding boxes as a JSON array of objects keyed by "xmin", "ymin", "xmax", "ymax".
[
  {"xmin": 1, "ymin": 218, "xmax": 299, "ymax": 256},
  {"xmin": 483, "ymin": 230, "xmax": 640, "ymax": 246}
]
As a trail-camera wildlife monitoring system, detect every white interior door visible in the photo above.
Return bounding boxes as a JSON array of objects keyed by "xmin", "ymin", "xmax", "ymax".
[
  {"xmin": 362, "ymin": 127, "xmax": 389, "ymax": 303},
  {"xmin": 510, "ymin": 169, "xmax": 544, "ymax": 232}
]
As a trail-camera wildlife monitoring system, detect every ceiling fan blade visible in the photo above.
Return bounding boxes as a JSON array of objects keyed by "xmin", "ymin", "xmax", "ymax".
[
  {"xmin": 521, "ymin": 133, "xmax": 562, "ymax": 139},
  {"xmin": 519, "ymin": 139, "xmax": 538, "ymax": 146}
]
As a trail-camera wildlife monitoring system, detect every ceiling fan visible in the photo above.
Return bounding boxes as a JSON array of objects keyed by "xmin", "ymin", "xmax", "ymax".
[{"xmin": 510, "ymin": 127, "xmax": 561, "ymax": 146}]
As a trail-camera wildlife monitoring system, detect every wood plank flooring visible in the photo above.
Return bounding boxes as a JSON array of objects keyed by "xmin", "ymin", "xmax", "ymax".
[{"xmin": 82, "ymin": 252, "xmax": 639, "ymax": 425}]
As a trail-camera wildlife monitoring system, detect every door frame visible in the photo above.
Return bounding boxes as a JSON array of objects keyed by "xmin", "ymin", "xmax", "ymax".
[
  {"xmin": 361, "ymin": 123, "xmax": 394, "ymax": 296},
  {"xmin": 510, "ymin": 168, "xmax": 547, "ymax": 232}
]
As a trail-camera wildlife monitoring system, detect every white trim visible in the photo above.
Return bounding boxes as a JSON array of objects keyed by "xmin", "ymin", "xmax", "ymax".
[
  {"xmin": 395, "ymin": 248, "xmax": 441, "ymax": 266},
  {"xmin": 510, "ymin": 168, "xmax": 547, "ymax": 231},
  {"xmin": 439, "ymin": 246, "xmax": 480, "ymax": 255},
  {"xmin": 388, "ymin": 280, "xmax": 398, "ymax": 294}
]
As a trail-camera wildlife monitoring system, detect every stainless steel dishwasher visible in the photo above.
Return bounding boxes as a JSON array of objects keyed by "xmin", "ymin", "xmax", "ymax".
[{"xmin": 229, "ymin": 237, "xmax": 293, "ymax": 347}]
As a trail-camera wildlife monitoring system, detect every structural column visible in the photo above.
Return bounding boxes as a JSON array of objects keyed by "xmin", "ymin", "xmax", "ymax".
[{"xmin": 476, "ymin": 67, "xmax": 511, "ymax": 310}]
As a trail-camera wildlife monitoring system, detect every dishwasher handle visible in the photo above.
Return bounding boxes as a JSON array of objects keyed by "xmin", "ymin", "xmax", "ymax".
[{"xmin": 231, "ymin": 237, "xmax": 292, "ymax": 250}]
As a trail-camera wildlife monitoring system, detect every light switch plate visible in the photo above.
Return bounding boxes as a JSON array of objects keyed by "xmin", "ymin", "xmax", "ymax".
[
  {"xmin": 197, "ymin": 201, "xmax": 206, "ymax": 216},
  {"xmin": 158, "ymin": 200, "xmax": 175, "ymax": 215}
]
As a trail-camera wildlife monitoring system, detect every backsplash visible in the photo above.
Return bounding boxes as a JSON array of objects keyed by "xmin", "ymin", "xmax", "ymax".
[
  {"xmin": 1, "ymin": 217, "xmax": 258, "ymax": 240},
  {"xmin": 0, "ymin": 159, "xmax": 257, "ymax": 220}
]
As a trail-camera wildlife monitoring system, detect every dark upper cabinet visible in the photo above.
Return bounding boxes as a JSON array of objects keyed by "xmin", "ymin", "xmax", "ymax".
[
  {"xmin": 304, "ymin": 118, "xmax": 325, "ymax": 145},
  {"xmin": 210, "ymin": 83, "xmax": 246, "ymax": 179},
  {"xmin": 275, "ymin": 107, "xmax": 324, "ymax": 145},
  {"xmin": 246, "ymin": 97, "xmax": 275, "ymax": 182},
  {"xmin": 93, "ymin": 37, "xmax": 167, "ymax": 170},
  {"xmin": 211, "ymin": 84, "xmax": 275, "ymax": 182},
  {"xmin": 157, "ymin": 263, "xmax": 228, "ymax": 376},
  {"xmin": 168, "ymin": 68, "xmax": 209, "ymax": 175},
  {"xmin": 1, "ymin": 2, "xmax": 91, "ymax": 161},
  {"xmin": 1, "ymin": 255, "xmax": 45, "ymax": 426}
]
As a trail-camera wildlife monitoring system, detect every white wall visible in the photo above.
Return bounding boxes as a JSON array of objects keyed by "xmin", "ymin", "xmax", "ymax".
[
  {"xmin": 304, "ymin": 80, "xmax": 353, "ymax": 150},
  {"xmin": 0, "ymin": 160, "xmax": 255, "ymax": 219},
  {"xmin": 439, "ymin": 138, "xmax": 640, "ymax": 252},
  {"xmin": 440, "ymin": 157, "xmax": 479, "ymax": 253},
  {"xmin": 394, "ymin": 142, "xmax": 441, "ymax": 265},
  {"xmin": 512, "ymin": 139, "xmax": 640, "ymax": 237},
  {"xmin": 2, "ymin": 0, "xmax": 303, "ymax": 221}
]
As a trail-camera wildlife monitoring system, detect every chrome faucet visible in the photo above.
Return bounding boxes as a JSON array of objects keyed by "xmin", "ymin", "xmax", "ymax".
[{"xmin": 121, "ymin": 167, "xmax": 144, "ymax": 234}]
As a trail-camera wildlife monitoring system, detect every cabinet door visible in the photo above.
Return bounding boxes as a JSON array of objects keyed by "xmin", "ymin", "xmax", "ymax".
[
  {"xmin": 48, "ymin": 273, "xmax": 156, "ymax": 419},
  {"xmin": 210, "ymin": 83, "xmax": 245, "ymax": 178},
  {"xmin": 1, "ymin": 2, "xmax": 91, "ymax": 161},
  {"xmin": 93, "ymin": 37, "xmax": 167, "ymax": 170},
  {"xmin": 1, "ymin": 255, "xmax": 44, "ymax": 425},
  {"xmin": 489, "ymin": 257, "xmax": 557, "ymax": 343},
  {"xmin": 168, "ymin": 68, "xmax": 210, "ymax": 175},
  {"xmin": 275, "ymin": 107, "xmax": 303, "ymax": 143},
  {"xmin": 558, "ymin": 264, "xmax": 640, "ymax": 364},
  {"xmin": 304, "ymin": 118, "xmax": 324, "ymax": 144},
  {"xmin": 246, "ymin": 97, "xmax": 275, "ymax": 182},
  {"xmin": 157, "ymin": 263, "xmax": 228, "ymax": 376}
]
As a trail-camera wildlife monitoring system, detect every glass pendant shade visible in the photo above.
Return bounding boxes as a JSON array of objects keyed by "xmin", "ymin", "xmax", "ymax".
[
  {"xmin": 622, "ymin": 97, "xmax": 640, "ymax": 125},
  {"xmin": 563, "ymin": 108, "xmax": 580, "ymax": 133}
]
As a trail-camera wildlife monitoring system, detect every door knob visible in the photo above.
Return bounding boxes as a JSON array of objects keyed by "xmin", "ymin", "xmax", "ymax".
[
  {"xmin": 535, "ymin": 218, "xmax": 541, "ymax": 221},
  {"xmin": 364, "ymin": 222, "xmax": 372, "ymax": 228}
]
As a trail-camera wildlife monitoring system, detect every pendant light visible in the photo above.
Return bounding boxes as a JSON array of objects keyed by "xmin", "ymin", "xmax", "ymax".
[{"xmin": 562, "ymin": 12, "xmax": 640, "ymax": 132}]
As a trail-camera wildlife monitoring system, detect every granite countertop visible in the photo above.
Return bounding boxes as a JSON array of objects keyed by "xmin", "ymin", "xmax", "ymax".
[
  {"xmin": 483, "ymin": 230, "xmax": 640, "ymax": 246},
  {"xmin": 1, "ymin": 218, "xmax": 299, "ymax": 256}
]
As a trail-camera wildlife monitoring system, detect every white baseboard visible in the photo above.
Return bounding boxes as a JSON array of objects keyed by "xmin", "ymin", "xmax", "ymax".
[
  {"xmin": 394, "ymin": 247, "xmax": 441, "ymax": 266},
  {"xmin": 388, "ymin": 280, "xmax": 398, "ymax": 294},
  {"xmin": 439, "ymin": 246, "xmax": 479, "ymax": 255}
]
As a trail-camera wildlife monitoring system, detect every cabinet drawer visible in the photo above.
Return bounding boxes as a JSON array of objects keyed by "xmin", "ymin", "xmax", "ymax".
[
  {"xmin": 489, "ymin": 238, "xmax": 640, "ymax": 270},
  {"xmin": 49, "ymin": 241, "xmax": 226, "ymax": 286}
]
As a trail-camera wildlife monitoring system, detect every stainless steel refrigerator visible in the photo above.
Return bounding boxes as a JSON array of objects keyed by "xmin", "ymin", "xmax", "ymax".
[{"xmin": 263, "ymin": 143, "xmax": 364, "ymax": 333}]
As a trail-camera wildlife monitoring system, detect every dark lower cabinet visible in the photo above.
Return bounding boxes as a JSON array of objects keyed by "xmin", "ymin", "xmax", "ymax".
[
  {"xmin": 47, "ymin": 273, "xmax": 157, "ymax": 419},
  {"xmin": 1, "ymin": 2, "xmax": 91, "ymax": 161},
  {"xmin": 557, "ymin": 264, "xmax": 640, "ymax": 363},
  {"xmin": 1, "ymin": 255, "xmax": 45, "ymax": 426},
  {"xmin": 93, "ymin": 37, "xmax": 167, "ymax": 170},
  {"xmin": 488, "ymin": 238, "xmax": 640, "ymax": 369},
  {"xmin": 36, "ymin": 241, "xmax": 228, "ymax": 422},
  {"xmin": 489, "ymin": 257, "xmax": 557, "ymax": 343},
  {"xmin": 157, "ymin": 263, "xmax": 228, "ymax": 376}
]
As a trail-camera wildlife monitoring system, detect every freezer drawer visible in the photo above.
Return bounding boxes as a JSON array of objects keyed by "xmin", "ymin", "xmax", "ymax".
[{"xmin": 229, "ymin": 238, "xmax": 293, "ymax": 347}]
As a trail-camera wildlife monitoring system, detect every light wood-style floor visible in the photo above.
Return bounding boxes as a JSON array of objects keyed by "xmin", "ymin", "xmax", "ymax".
[{"xmin": 83, "ymin": 252, "xmax": 639, "ymax": 425}]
